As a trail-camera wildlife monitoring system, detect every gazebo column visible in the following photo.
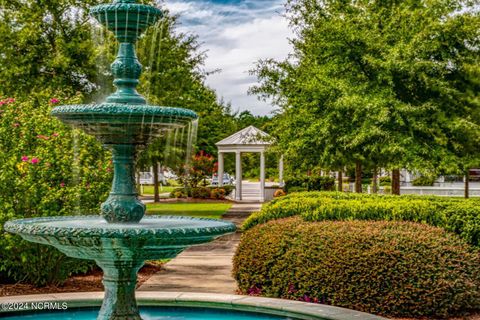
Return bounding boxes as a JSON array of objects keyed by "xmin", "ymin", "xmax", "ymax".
[
  {"xmin": 279, "ymin": 155, "xmax": 284, "ymax": 187},
  {"xmin": 260, "ymin": 151, "xmax": 265, "ymax": 202},
  {"xmin": 235, "ymin": 151, "xmax": 242, "ymax": 201},
  {"xmin": 218, "ymin": 152, "xmax": 224, "ymax": 187}
]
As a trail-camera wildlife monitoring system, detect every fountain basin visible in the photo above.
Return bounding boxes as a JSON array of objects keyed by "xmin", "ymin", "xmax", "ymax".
[
  {"xmin": 51, "ymin": 104, "xmax": 198, "ymax": 145},
  {"xmin": 4, "ymin": 216, "xmax": 237, "ymax": 319},
  {"xmin": 90, "ymin": 1, "xmax": 163, "ymax": 42},
  {"xmin": 0, "ymin": 292, "xmax": 387, "ymax": 320},
  {"xmin": 4, "ymin": 216, "xmax": 235, "ymax": 261}
]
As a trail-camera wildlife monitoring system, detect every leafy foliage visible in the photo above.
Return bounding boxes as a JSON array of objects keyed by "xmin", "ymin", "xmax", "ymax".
[
  {"xmin": 251, "ymin": 0, "xmax": 480, "ymax": 177},
  {"xmin": 170, "ymin": 185, "xmax": 234, "ymax": 199},
  {"xmin": 0, "ymin": 95, "xmax": 111, "ymax": 285},
  {"xmin": 284, "ymin": 175, "xmax": 335, "ymax": 192},
  {"xmin": 411, "ymin": 175, "xmax": 437, "ymax": 186},
  {"xmin": 234, "ymin": 218, "xmax": 480, "ymax": 317},
  {"xmin": 243, "ymin": 192, "xmax": 480, "ymax": 247}
]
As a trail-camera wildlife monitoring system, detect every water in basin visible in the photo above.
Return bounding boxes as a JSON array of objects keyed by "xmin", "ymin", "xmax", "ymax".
[{"xmin": 1, "ymin": 307, "xmax": 296, "ymax": 320}]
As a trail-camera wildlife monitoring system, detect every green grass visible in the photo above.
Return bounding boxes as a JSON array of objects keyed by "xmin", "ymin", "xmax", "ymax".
[
  {"xmin": 146, "ymin": 202, "xmax": 232, "ymax": 219},
  {"xmin": 140, "ymin": 185, "xmax": 176, "ymax": 195}
]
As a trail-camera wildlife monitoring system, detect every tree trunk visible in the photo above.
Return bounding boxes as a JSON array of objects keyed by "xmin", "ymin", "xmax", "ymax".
[
  {"xmin": 153, "ymin": 162, "xmax": 160, "ymax": 203},
  {"xmin": 372, "ymin": 167, "xmax": 378, "ymax": 194},
  {"xmin": 338, "ymin": 171, "xmax": 343, "ymax": 192},
  {"xmin": 392, "ymin": 169, "xmax": 401, "ymax": 195},
  {"xmin": 465, "ymin": 169, "xmax": 470, "ymax": 199},
  {"xmin": 355, "ymin": 161, "xmax": 362, "ymax": 193}
]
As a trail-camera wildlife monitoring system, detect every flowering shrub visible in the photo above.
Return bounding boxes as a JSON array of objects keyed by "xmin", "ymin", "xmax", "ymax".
[
  {"xmin": 0, "ymin": 95, "xmax": 112, "ymax": 285},
  {"xmin": 234, "ymin": 218, "xmax": 480, "ymax": 317},
  {"xmin": 179, "ymin": 151, "xmax": 216, "ymax": 188}
]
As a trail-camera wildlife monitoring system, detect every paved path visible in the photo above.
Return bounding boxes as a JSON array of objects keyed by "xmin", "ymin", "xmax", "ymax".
[{"xmin": 138, "ymin": 203, "xmax": 261, "ymax": 294}]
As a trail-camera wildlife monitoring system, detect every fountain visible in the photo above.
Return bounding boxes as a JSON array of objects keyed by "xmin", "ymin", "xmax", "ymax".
[
  {"xmin": 4, "ymin": 0, "xmax": 236, "ymax": 319},
  {"xmin": 2, "ymin": 1, "xmax": 388, "ymax": 319}
]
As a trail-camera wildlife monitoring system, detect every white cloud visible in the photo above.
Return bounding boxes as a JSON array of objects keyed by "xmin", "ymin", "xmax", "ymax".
[{"xmin": 165, "ymin": 0, "xmax": 292, "ymax": 116}]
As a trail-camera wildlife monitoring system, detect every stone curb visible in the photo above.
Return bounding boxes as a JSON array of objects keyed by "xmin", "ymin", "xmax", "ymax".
[{"xmin": 0, "ymin": 291, "xmax": 387, "ymax": 320}]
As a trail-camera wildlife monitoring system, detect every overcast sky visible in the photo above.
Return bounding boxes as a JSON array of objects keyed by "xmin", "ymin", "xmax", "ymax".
[{"xmin": 164, "ymin": 0, "xmax": 293, "ymax": 116}]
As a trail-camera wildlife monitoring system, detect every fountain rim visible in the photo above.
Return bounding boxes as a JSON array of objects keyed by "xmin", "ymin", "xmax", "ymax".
[
  {"xmin": 0, "ymin": 292, "xmax": 388, "ymax": 320},
  {"xmin": 4, "ymin": 215, "xmax": 236, "ymax": 239},
  {"xmin": 51, "ymin": 103, "xmax": 198, "ymax": 120},
  {"xmin": 90, "ymin": 2, "xmax": 163, "ymax": 16}
]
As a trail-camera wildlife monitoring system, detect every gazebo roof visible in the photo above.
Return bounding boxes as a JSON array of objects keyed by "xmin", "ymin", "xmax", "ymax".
[{"xmin": 216, "ymin": 126, "xmax": 271, "ymax": 147}]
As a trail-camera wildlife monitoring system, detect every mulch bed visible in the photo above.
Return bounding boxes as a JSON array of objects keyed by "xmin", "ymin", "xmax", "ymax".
[{"xmin": 0, "ymin": 261, "xmax": 162, "ymax": 297}]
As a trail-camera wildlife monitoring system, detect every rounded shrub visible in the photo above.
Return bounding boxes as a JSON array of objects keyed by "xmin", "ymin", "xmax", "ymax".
[
  {"xmin": 233, "ymin": 218, "xmax": 480, "ymax": 318},
  {"xmin": 242, "ymin": 192, "xmax": 480, "ymax": 247}
]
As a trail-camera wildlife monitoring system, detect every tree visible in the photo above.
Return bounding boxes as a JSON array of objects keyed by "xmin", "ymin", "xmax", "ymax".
[
  {"xmin": 0, "ymin": 0, "xmax": 102, "ymax": 98},
  {"xmin": 137, "ymin": 13, "xmax": 237, "ymax": 156},
  {"xmin": 251, "ymin": 0, "xmax": 480, "ymax": 186}
]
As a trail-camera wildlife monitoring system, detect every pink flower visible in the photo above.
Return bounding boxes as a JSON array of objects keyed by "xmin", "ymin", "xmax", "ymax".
[
  {"xmin": 31, "ymin": 157, "xmax": 39, "ymax": 164},
  {"xmin": 13, "ymin": 123, "xmax": 20, "ymax": 127},
  {"xmin": 21, "ymin": 156, "xmax": 29, "ymax": 162},
  {"xmin": 50, "ymin": 98, "xmax": 60, "ymax": 104},
  {"xmin": 52, "ymin": 132, "xmax": 59, "ymax": 137},
  {"xmin": 60, "ymin": 182, "xmax": 66, "ymax": 188}
]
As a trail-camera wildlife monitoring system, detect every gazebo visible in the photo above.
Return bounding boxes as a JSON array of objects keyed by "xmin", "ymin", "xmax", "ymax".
[{"xmin": 216, "ymin": 126, "xmax": 283, "ymax": 202}]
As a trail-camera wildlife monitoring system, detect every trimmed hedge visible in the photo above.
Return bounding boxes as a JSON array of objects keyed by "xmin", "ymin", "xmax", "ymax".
[
  {"xmin": 243, "ymin": 192, "xmax": 480, "ymax": 247},
  {"xmin": 284, "ymin": 176, "xmax": 335, "ymax": 192},
  {"xmin": 233, "ymin": 218, "xmax": 480, "ymax": 317}
]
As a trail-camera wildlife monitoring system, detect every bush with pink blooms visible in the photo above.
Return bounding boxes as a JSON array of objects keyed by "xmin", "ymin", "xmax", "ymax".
[{"xmin": 0, "ymin": 94, "xmax": 112, "ymax": 286}]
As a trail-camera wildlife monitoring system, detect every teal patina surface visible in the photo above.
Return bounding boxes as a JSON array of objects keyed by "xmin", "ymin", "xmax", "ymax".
[{"xmin": 4, "ymin": 0, "xmax": 236, "ymax": 319}]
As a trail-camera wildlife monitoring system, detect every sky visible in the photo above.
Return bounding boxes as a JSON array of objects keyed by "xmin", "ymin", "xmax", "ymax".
[{"xmin": 164, "ymin": 0, "xmax": 293, "ymax": 116}]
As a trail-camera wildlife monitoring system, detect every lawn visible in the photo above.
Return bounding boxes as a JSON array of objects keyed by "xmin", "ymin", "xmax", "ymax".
[
  {"xmin": 139, "ymin": 185, "xmax": 176, "ymax": 195},
  {"xmin": 146, "ymin": 202, "xmax": 232, "ymax": 219}
]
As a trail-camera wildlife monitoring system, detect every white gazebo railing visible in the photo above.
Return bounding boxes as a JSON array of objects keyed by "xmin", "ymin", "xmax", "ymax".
[{"xmin": 216, "ymin": 126, "xmax": 282, "ymax": 202}]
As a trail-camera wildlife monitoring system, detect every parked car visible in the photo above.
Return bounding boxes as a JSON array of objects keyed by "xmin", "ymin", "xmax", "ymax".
[{"xmin": 211, "ymin": 173, "xmax": 235, "ymax": 186}]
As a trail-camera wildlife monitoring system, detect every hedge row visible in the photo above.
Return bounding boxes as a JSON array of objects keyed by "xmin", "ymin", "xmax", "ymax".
[
  {"xmin": 171, "ymin": 185, "xmax": 234, "ymax": 199},
  {"xmin": 243, "ymin": 192, "xmax": 480, "ymax": 247},
  {"xmin": 284, "ymin": 176, "xmax": 335, "ymax": 192},
  {"xmin": 233, "ymin": 218, "xmax": 480, "ymax": 317}
]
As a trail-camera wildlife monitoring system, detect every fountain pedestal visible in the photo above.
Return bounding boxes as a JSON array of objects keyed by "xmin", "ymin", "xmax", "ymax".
[
  {"xmin": 97, "ymin": 260, "xmax": 143, "ymax": 320},
  {"xmin": 102, "ymin": 144, "xmax": 145, "ymax": 223}
]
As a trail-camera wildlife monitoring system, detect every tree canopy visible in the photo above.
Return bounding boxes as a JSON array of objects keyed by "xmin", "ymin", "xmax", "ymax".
[{"xmin": 251, "ymin": 0, "xmax": 480, "ymax": 178}]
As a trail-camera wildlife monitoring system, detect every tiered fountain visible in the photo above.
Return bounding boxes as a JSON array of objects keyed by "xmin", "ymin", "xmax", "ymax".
[
  {"xmin": 4, "ymin": 1, "xmax": 236, "ymax": 319},
  {"xmin": 3, "ymin": 1, "xmax": 388, "ymax": 320}
]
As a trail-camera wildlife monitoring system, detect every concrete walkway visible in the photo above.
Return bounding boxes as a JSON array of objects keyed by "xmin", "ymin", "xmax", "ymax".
[{"xmin": 138, "ymin": 203, "xmax": 261, "ymax": 294}]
